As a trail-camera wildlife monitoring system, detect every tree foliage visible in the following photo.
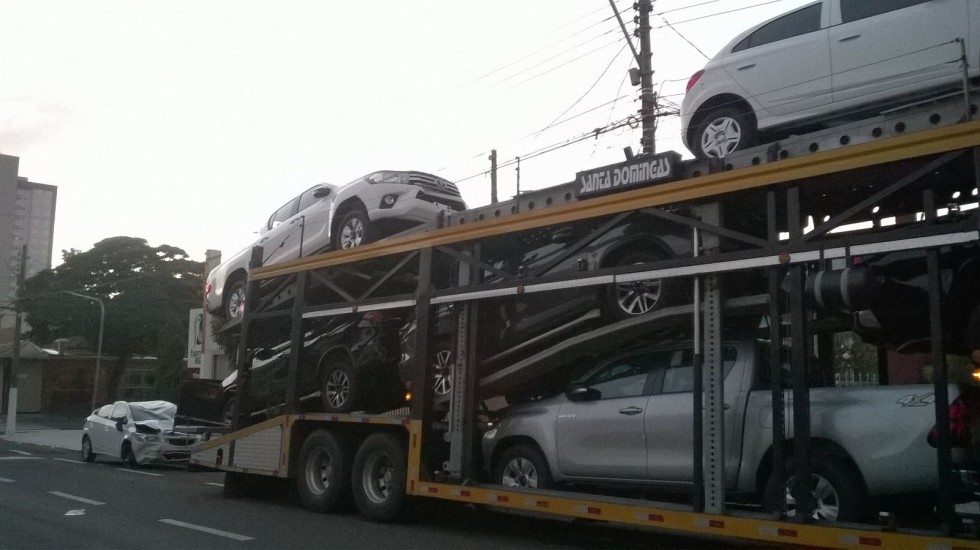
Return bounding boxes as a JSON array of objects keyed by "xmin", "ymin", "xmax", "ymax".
[{"xmin": 18, "ymin": 237, "xmax": 203, "ymax": 400}]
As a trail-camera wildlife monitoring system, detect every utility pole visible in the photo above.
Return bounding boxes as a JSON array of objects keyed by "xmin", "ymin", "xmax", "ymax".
[
  {"xmin": 609, "ymin": 0, "xmax": 657, "ymax": 155},
  {"xmin": 5, "ymin": 244, "xmax": 26, "ymax": 436},
  {"xmin": 489, "ymin": 149, "xmax": 498, "ymax": 204},
  {"xmin": 637, "ymin": 0, "xmax": 656, "ymax": 155}
]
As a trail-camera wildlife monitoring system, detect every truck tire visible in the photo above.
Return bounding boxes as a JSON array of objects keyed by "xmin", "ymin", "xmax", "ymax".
[
  {"xmin": 603, "ymin": 250, "xmax": 672, "ymax": 322},
  {"xmin": 351, "ymin": 433, "xmax": 407, "ymax": 522},
  {"xmin": 296, "ymin": 430, "xmax": 351, "ymax": 513},
  {"xmin": 763, "ymin": 457, "xmax": 867, "ymax": 523},
  {"xmin": 321, "ymin": 357, "xmax": 358, "ymax": 413},
  {"xmin": 494, "ymin": 443, "xmax": 553, "ymax": 490},
  {"xmin": 81, "ymin": 435, "xmax": 96, "ymax": 462}
]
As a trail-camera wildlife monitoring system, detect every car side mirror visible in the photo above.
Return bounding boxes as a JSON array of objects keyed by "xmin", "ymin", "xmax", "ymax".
[
  {"xmin": 565, "ymin": 385, "xmax": 601, "ymax": 402},
  {"xmin": 313, "ymin": 187, "xmax": 331, "ymax": 199},
  {"xmin": 114, "ymin": 416, "xmax": 128, "ymax": 430}
]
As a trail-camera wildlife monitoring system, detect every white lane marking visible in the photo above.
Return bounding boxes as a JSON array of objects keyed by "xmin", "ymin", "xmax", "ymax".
[
  {"xmin": 159, "ymin": 519, "xmax": 253, "ymax": 541},
  {"xmin": 0, "ymin": 477, "xmax": 14, "ymax": 482},
  {"xmin": 54, "ymin": 458, "xmax": 85, "ymax": 464},
  {"xmin": 0, "ymin": 456, "xmax": 43, "ymax": 460},
  {"xmin": 8, "ymin": 450, "xmax": 33, "ymax": 456},
  {"xmin": 49, "ymin": 491, "xmax": 105, "ymax": 506},
  {"xmin": 205, "ymin": 482, "xmax": 224, "ymax": 487},
  {"xmin": 116, "ymin": 468, "xmax": 163, "ymax": 477},
  {"xmin": 65, "ymin": 509, "xmax": 86, "ymax": 516}
]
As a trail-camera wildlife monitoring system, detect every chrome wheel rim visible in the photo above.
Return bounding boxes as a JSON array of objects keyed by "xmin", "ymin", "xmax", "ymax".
[
  {"xmin": 361, "ymin": 453, "xmax": 394, "ymax": 504},
  {"xmin": 340, "ymin": 218, "xmax": 364, "ymax": 249},
  {"xmin": 616, "ymin": 278, "xmax": 663, "ymax": 315},
  {"xmin": 782, "ymin": 474, "xmax": 840, "ymax": 522},
  {"xmin": 432, "ymin": 349, "xmax": 453, "ymax": 396},
  {"xmin": 305, "ymin": 448, "xmax": 333, "ymax": 495},
  {"xmin": 701, "ymin": 116, "xmax": 742, "ymax": 158},
  {"xmin": 227, "ymin": 286, "xmax": 246, "ymax": 319},
  {"xmin": 501, "ymin": 457, "xmax": 539, "ymax": 488},
  {"xmin": 325, "ymin": 370, "xmax": 350, "ymax": 410}
]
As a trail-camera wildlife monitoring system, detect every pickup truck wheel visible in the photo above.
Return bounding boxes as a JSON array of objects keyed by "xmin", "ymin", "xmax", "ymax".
[
  {"xmin": 352, "ymin": 433, "xmax": 407, "ymax": 522},
  {"xmin": 296, "ymin": 430, "xmax": 351, "ymax": 513},
  {"xmin": 494, "ymin": 444, "xmax": 553, "ymax": 490},
  {"xmin": 603, "ymin": 251, "xmax": 672, "ymax": 321},
  {"xmin": 81, "ymin": 435, "xmax": 96, "ymax": 462},
  {"xmin": 224, "ymin": 279, "xmax": 247, "ymax": 320},
  {"xmin": 334, "ymin": 208, "xmax": 375, "ymax": 250},
  {"xmin": 763, "ymin": 458, "xmax": 866, "ymax": 523},
  {"xmin": 695, "ymin": 105, "xmax": 757, "ymax": 159},
  {"xmin": 321, "ymin": 357, "xmax": 357, "ymax": 413}
]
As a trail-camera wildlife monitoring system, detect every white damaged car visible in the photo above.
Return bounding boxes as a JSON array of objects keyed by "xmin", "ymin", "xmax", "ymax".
[{"xmin": 81, "ymin": 400, "xmax": 201, "ymax": 467}]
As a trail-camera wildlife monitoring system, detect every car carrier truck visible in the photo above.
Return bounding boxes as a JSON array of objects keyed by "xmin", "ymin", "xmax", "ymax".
[{"xmin": 188, "ymin": 89, "xmax": 980, "ymax": 548}]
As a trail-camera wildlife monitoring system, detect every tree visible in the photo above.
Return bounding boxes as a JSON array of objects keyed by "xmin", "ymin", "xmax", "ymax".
[{"xmin": 18, "ymin": 237, "xmax": 203, "ymax": 401}]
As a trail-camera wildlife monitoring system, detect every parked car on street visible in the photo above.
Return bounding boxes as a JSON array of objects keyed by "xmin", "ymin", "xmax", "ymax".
[
  {"xmin": 483, "ymin": 339, "xmax": 961, "ymax": 523},
  {"xmin": 81, "ymin": 401, "xmax": 201, "ymax": 467},
  {"xmin": 681, "ymin": 0, "xmax": 978, "ymax": 158},
  {"xmin": 206, "ymin": 170, "xmax": 466, "ymax": 320}
]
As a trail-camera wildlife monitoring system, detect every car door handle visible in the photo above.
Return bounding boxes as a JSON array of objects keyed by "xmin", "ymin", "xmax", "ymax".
[
  {"xmin": 619, "ymin": 406, "xmax": 643, "ymax": 415},
  {"xmin": 838, "ymin": 34, "xmax": 861, "ymax": 42},
  {"xmin": 736, "ymin": 63, "xmax": 756, "ymax": 71}
]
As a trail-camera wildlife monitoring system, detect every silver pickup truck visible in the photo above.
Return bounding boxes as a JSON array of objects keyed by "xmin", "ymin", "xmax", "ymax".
[{"xmin": 482, "ymin": 339, "xmax": 959, "ymax": 523}]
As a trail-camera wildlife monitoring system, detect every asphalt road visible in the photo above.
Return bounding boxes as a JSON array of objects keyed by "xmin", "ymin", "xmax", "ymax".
[{"xmin": 0, "ymin": 439, "xmax": 763, "ymax": 549}]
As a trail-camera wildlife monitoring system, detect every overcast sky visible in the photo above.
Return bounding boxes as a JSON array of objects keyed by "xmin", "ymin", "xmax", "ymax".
[{"xmin": 0, "ymin": 0, "xmax": 810, "ymax": 268}]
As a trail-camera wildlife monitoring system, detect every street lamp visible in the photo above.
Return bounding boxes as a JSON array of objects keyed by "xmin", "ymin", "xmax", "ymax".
[{"xmin": 64, "ymin": 291, "xmax": 104, "ymax": 410}]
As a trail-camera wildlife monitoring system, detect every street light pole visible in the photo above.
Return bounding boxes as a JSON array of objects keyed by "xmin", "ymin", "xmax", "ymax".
[{"xmin": 64, "ymin": 291, "xmax": 104, "ymax": 410}]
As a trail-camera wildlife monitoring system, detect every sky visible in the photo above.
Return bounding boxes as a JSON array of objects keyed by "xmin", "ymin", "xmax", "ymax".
[{"xmin": 0, "ymin": 0, "xmax": 811, "ymax": 268}]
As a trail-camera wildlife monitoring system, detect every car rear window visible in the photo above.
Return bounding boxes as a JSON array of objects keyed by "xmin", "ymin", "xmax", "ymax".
[
  {"xmin": 840, "ymin": 0, "xmax": 931, "ymax": 24},
  {"xmin": 732, "ymin": 3, "xmax": 822, "ymax": 53}
]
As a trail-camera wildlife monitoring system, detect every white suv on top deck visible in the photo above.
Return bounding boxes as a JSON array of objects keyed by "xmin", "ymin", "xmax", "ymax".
[
  {"xmin": 205, "ymin": 170, "xmax": 466, "ymax": 320},
  {"xmin": 681, "ymin": 0, "xmax": 979, "ymax": 159}
]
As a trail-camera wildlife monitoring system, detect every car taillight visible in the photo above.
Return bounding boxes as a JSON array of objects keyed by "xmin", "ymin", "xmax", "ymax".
[
  {"xmin": 686, "ymin": 70, "xmax": 705, "ymax": 93},
  {"xmin": 929, "ymin": 396, "xmax": 974, "ymax": 447},
  {"xmin": 205, "ymin": 282, "xmax": 212, "ymax": 296}
]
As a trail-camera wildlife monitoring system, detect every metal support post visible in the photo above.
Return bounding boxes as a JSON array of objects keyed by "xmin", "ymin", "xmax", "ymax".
[
  {"xmin": 284, "ymin": 271, "xmax": 307, "ymax": 414},
  {"xmin": 232, "ymin": 247, "xmax": 264, "ymax": 433},
  {"xmin": 692, "ymin": 226, "xmax": 704, "ymax": 513},
  {"xmin": 447, "ymin": 245, "xmax": 479, "ymax": 480},
  {"xmin": 410, "ymin": 247, "xmax": 434, "ymax": 428},
  {"xmin": 923, "ymin": 187, "xmax": 956, "ymax": 534},
  {"xmin": 767, "ymin": 189, "xmax": 787, "ymax": 516},
  {"xmin": 697, "ymin": 203, "xmax": 725, "ymax": 513},
  {"xmin": 787, "ymin": 186, "xmax": 815, "ymax": 521}
]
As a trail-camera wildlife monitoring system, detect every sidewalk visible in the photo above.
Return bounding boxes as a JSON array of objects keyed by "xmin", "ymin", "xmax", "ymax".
[{"xmin": 0, "ymin": 412, "xmax": 85, "ymax": 451}]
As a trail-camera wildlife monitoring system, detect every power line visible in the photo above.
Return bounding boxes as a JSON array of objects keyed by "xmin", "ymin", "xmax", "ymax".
[
  {"xmin": 661, "ymin": 17, "xmax": 710, "ymax": 60},
  {"xmin": 537, "ymin": 43, "xmax": 631, "ymax": 136}
]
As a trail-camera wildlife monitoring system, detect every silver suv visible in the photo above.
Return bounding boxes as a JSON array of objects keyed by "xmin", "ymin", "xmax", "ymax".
[{"xmin": 206, "ymin": 170, "xmax": 465, "ymax": 320}]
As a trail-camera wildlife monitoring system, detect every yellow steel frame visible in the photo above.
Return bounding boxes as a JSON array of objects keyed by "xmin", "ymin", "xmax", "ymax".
[{"xmin": 252, "ymin": 119, "xmax": 980, "ymax": 281}]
